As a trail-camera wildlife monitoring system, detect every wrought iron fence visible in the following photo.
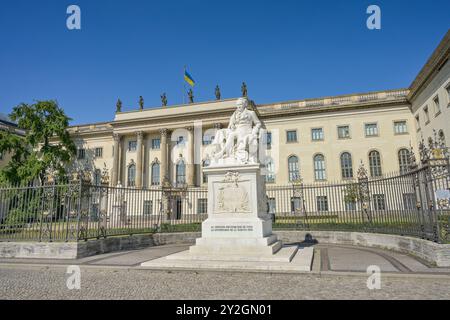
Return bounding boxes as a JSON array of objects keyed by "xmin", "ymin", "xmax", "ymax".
[{"xmin": 0, "ymin": 132, "xmax": 448, "ymax": 243}]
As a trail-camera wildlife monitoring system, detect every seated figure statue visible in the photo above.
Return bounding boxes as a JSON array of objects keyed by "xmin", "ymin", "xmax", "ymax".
[{"xmin": 210, "ymin": 97, "xmax": 262, "ymax": 165}]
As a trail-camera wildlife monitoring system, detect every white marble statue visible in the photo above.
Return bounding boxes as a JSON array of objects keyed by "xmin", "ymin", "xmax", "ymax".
[{"xmin": 210, "ymin": 97, "xmax": 262, "ymax": 165}]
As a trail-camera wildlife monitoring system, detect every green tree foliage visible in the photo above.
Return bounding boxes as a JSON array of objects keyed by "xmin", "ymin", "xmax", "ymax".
[{"xmin": 0, "ymin": 100, "xmax": 76, "ymax": 184}]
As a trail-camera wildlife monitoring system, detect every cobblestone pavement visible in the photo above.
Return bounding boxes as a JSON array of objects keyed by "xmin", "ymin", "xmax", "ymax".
[
  {"xmin": 0, "ymin": 264, "xmax": 449, "ymax": 300},
  {"xmin": 1, "ymin": 244, "xmax": 450, "ymax": 300}
]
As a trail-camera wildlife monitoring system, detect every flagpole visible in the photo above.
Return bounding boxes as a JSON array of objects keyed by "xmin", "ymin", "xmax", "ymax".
[{"xmin": 183, "ymin": 65, "xmax": 186, "ymax": 105}]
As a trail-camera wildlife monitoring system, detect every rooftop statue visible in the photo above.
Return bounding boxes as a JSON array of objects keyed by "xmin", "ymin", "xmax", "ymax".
[
  {"xmin": 209, "ymin": 97, "xmax": 261, "ymax": 165},
  {"xmin": 215, "ymin": 85, "xmax": 221, "ymax": 100},
  {"xmin": 116, "ymin": 99, "xmax": 122, "ymax": 113},
  {"xmin": 139, "ymin": 96, "xmax": 144, "ymax": 110},
  {"xmin": 241, "ymin": 82, "xmax": 248, "ymax": 97},
  {"xmin": 188, "ymin": 89, "xmax": 194, "ymax": 103},
  {"xmin": 161, "ymin": 93, "xmax": 167, "ymax": 107}
]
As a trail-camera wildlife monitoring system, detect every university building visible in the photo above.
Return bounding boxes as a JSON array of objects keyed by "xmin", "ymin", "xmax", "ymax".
[{"xmin": 66, "ymin": 31, "xmax": 449, "ymax": 190}]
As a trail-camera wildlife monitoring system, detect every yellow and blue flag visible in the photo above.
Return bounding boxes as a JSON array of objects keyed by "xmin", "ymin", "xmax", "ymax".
[{"xmin": 184, "ymin": 70, "xmax": 195, "ymax": 87}]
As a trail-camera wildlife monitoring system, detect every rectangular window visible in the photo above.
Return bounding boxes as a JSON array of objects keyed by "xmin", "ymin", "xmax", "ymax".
[
  {"xmin": 128, "ymin": 140, "xmax": 137, "ymax": 151},
  {"xmin": 415, "ymin": 115, "xmax": 420, "ymax": 131},
  {"xmin": 286, "ymin": 130, "xmax": 297, "ymax": 143},
  {"xmin": 402, "ymin": 193, "xmax": 416, "ymax": 211},
  {"xmin": 311, "ymin": 128, "xmax": 324, "ymax": 141},
  {"xmin": 345, "ymin": 200, "xmax": 357, "ymax": 211},
  {"xmin": 373, "ymin": 194, "xmax": 386, "ymax": 211},
  {"xmin": 424, "ymin": 106, "xmax": 430, "ymax": 124},
  {"xmin": 433, "ymin": 96, "xmax": 441, "ymax": 114},
  {"xmin": 337, "ymin": 125, "xmax": 350, "ymax": 139},
  {"xmin": 77, "ymin": 148, "xmax": 85, "ymax": 160},
  {"xmin": 94, "ymin": 147, "xmax": 103, "ymax": 158},
  {"xmin": 197, "ymin": 199, "xmax": 208, "ymax": 214},
  {"xmin": 151, "ymin": 138, "xmax": 161, "ymax": 149},
  {"xmin": 394, "ymin": 121, "xmax": 408, "ymax": 135},
  {"xmin": 265, "ymin": 132, "xmax": 272, "ymax": 149},
  {"xmin": 290, "ymin": 197, "xmax": 301, "ymax": 214},
  {"xmin": 365, "ymin": 123, "xmax": 378, "ymax": 137},
  {"xmin": 317, "ymin": 196, "xmax": 329, "ymax": 212},
  {"xmin": 268, "ymin": 198, "xmax": 276, "ymax": 215},
  {"xmin": 143, "ymin": 200, "xmax": 153, "ymax": 215}
]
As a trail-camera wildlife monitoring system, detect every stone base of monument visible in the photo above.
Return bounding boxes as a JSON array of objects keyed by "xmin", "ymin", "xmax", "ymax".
[
  {"xmin": 140, "ymin": 244, "xmax": 314, "ymax": 272},
  {"xmin": 141, "ymin": 164, "xmax": 314, "ymax": 272}
]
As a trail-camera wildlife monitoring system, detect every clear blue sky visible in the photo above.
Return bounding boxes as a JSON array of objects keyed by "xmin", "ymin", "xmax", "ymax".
[{"xmin": 0, "ymin": 0, "xmax": 449, "ymax": 125}]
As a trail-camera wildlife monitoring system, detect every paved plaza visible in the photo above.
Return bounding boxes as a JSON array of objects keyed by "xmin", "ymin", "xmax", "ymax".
[{"xmin": 1, "ymin": 243, "xmax": 449, "ymax": 300}]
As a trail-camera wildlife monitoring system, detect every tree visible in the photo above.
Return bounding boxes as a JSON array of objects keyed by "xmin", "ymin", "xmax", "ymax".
[{"xmin": 0, "ymin": 100, "xmax": 76, "ymax": 184}]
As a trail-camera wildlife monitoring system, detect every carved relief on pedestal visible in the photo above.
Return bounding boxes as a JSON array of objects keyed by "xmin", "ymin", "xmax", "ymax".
[{"xmin": 214, "ymin": 172, "xmax": 251, "ymax": 214}]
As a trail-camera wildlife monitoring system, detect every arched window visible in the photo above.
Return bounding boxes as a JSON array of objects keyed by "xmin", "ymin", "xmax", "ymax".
[
  {"xmin": 314, "ymin": 154, "xmax": 326, "ymax": 181},
  {"xmin": 202, "ymin": 159, "xmax": 210, "ymax": 183},
  {"xmin": 151, "ymin": 162, "xmax": 160, "ymax": 186},
  {"xmin": 340, "ymin": 152, "xmax": 353, "ymax": 179},
  {"xmin": 288, "ymin": 156, "xmax": 299, "ymax": 182},
  {"xmin": 398, "ymin": 149, "xmax": 410, "ymax": 174},
  {"xmin": 265, "ymin": 158, "xmax": 275, "ymax": 183},
  {"xmin": 127, "ymin": 164, "xmax": 136, "ymax": 187},
  {"xmin": 369, "ymin": 150, "xmax": 382, "ymax": 177},
  {"xmin": 176, "ymin": 160, "xmax": 186, "ymax": 185}
]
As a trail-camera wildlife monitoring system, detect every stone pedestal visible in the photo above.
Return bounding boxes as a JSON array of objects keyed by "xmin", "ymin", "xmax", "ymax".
[{"xmin": 187, "ymin": 164, "xmax": 283, "ymax": 258}]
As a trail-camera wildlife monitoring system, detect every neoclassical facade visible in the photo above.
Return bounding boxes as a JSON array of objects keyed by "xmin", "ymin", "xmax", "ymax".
[{"xmin": 64, "ymin": 31, "xmax": 450, "ymax": 187}]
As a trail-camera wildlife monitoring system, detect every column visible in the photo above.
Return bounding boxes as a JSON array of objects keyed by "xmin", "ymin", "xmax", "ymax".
[
  {"xmin": 160, "ymin": 129, "xmax": 170, "ymax": 186},
  {"xmin": 112, "ymin": 133, "xmax": 121, "ymax": 186},
  {"xmin": 136, "ymin": 131, "xmax": 144, "ymax": 188},
  {"xmin": 186, "ymin": 126, "xmax": 195, "ymax": 186}
]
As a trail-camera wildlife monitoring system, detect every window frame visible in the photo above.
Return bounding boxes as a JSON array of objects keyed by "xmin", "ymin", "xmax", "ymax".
[
  {"xmin": 340, "ymin": 152, "xmax": 354, "ymax": 179},
  {"xmin": 128, "ymin": 140, "xmax": 137, "ymax": 152},
  {"xmin": 286, "ymin": 130, "xmax": 298, "ymax": 143},
  {"xmin": 368, "ymin": 150, "xmax": 383, "ymax": 178},
  {"xmin": 311, "ymin": 128, "xmax": 324, "ymax": 141},
  {"xmin": 393, "ymin": 120, "xmax": 408, "ymax": 135},
  {"xmin": 337, "ymin": 125, "xmax": 351, "ymax": 139},
  {"xmin": 364, "ymin": 122, "xmax": 379, "ymax": 137},
  {"xmin": 313, "ymin": 154, "xmax": 326, "ymax": 181}
]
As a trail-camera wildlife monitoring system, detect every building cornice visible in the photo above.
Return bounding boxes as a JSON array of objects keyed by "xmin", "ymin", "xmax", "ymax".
[{"xmin": 408, "ymin": 29, "xmax": 450, "ymax": 102}]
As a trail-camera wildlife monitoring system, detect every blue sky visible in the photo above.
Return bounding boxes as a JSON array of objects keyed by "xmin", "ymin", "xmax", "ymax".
[{"xmin": 0, "ymin": 0, "xmax": 449, "ymax": 125}]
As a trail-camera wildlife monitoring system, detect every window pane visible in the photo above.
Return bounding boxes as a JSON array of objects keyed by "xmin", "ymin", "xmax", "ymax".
[
  {"xmin": 365, "ymin": 123, "xmax": 378, "ymax": 136},
  {"xmin": 152, "ymin": 139, "xmax": 161, "ymax": 149},
  {"xmin": 176, "ymin": 161, "xmax": 186, "ymax": 185},
  {"xmin": 398, "ymin": 149, "xmax": 410, "ymax": 174},
  {"xmin": 288, "ymin": 156, "xmax": 299, "ymax": 181},
  {"xmin": 312, "ymin": 128, "xmax": 324, "ymax": 141},
  {"xmin": 317, "ymin": 196, "xmax": 328, "ymax": 212},
  {"xmin": 143, "ymin": 200, "xmax": 153, "ymax": 215},
  {"xmin": 128, "ymin": 141, "xmax": 137, "ymax": 151},
  {"xmin": 340, "ymin": 153, "xmax": 353, "ymax": 179},
  {"xmin": 338, "ymin": 126, "xmax": 350, "ymax": 139},
  {"xmin": 373, "ymin": 194, "xmax": 386, "ymax": 211},
  {"xmin": 369, "ymin": 151, "xmax": 382, "ymax": 177},
  {"xmin": 151, "ymin": 163, "xmax": 160, "ymax": 185},
  {"xmin": 128, "ymin": 164, "xmax": 136, "ymax": 187},
  {"xmin": 286, "ymin": 130, "xmax": 297, "ymax": 142},
  {"xmin": 394, "ymin": 121, "xmax": 407, "ymax": 134},
  {"xmin": 197, "ymin": 199, "xmax": 208, "ymax": 214},
  {"xmin": 314, "ymin": 154, "xmax": 326, "ymax": 180}
]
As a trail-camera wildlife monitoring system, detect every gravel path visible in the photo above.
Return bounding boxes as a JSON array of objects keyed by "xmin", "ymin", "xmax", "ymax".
[{"xmin": 1, "ymin": 265, "xmax": 449, "ymax": 300}]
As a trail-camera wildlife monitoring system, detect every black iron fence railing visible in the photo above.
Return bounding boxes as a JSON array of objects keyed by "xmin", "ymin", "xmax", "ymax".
[{"xmin": 0, "ymin": 138, "xmax": 449, "ymax": 243}]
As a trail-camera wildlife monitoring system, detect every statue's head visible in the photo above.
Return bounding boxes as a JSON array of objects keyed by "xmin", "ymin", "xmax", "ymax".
[{"xmin": 236, "ymin": 97, "xmax": 248, "ymax": 111}]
